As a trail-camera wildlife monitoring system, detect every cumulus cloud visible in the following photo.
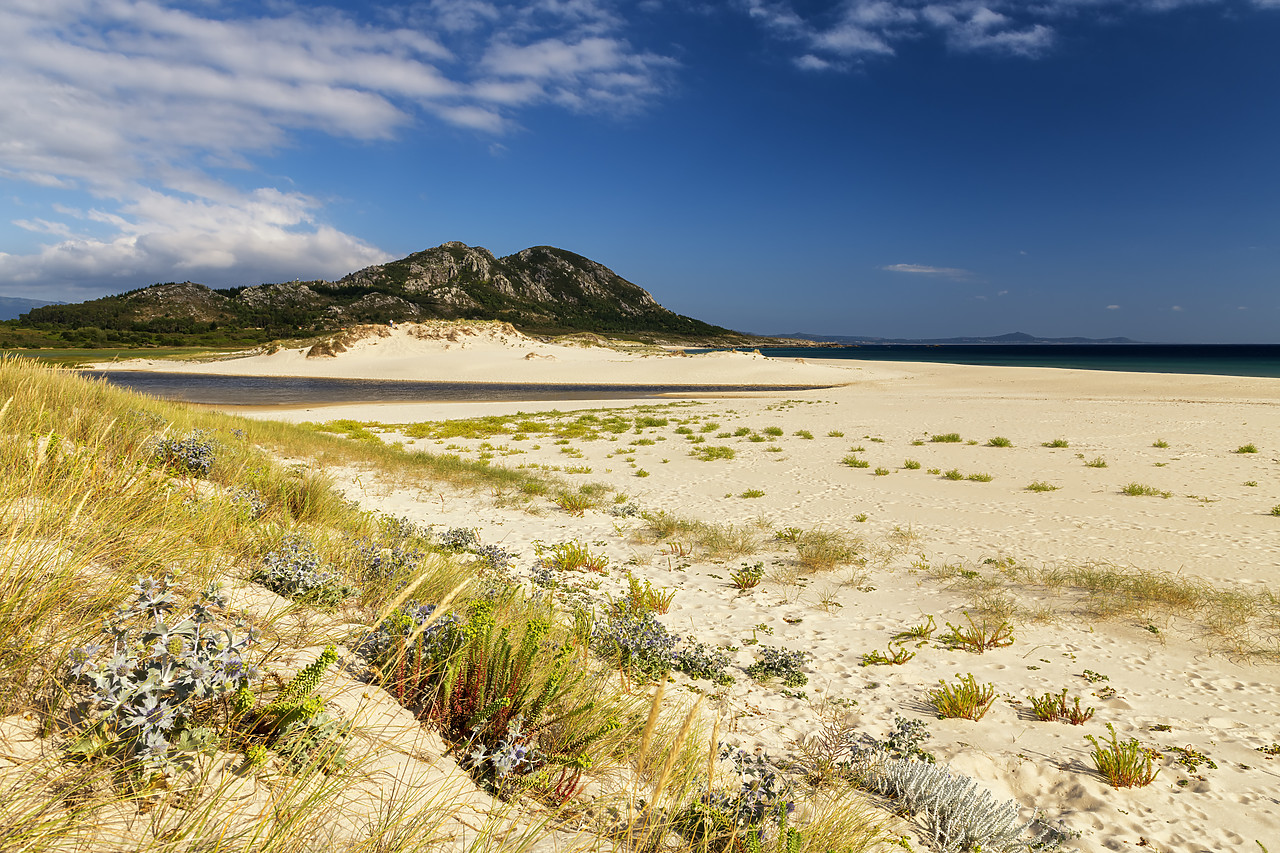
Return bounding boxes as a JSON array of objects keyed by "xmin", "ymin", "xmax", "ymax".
[
  {"xmin": 734, "ymin": 0, "xmax": 1277, "ymax": 65},
  {"xmin": 881, "ymin": 262, "xmax": 974, "ymax": 278},
  {"xmin": 0, "ymin": 0, "xmax": 675, "ymax": 297},
  {"xmin": 1107, "ymin": 304, "xmax": 1121, "ymax": 309}
]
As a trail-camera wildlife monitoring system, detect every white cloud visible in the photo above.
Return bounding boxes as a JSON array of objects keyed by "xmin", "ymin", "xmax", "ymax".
[
  {"xmin": 882, "ymin": 262, "xmax": 974, "ymax": 278},
  {"xmin": 1107, "ymin": 304, "xmax": 1121, "ymax": 309},
  {"xmin": 1171, "ymin": 304, "xmax": 1184, "ymax": 311},
  {"xmin": 736, "ymin": 0, "xmax": 1277, "ymax": 66},
  {"xmin": 0, "ymin": 0, "xmax": 674, "ymax": 297}
]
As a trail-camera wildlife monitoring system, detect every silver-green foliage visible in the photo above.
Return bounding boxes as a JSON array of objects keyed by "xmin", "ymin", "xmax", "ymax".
[{"xmin": 868, "ymin": 758, "xmax": 1045, "ymax": 853}]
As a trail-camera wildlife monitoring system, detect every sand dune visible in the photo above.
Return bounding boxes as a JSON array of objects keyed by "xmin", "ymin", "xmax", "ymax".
[
  {"xmin": 87, "ymin": 321, "xmax": 859, "ymax": 387},
  {"xmin": 215, "ymin": 334, "xmax": 1280, "ymax": 852}
]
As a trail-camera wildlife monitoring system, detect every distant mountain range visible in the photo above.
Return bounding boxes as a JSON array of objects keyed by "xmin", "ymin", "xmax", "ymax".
[
  {"xmin": 13, "ymin": 242, "xmax": 743, "ymax": 346},
  {"xmin": 773, "ymin": 331, "xmax": 1141, "ymax": 345},
  {"xmin": 0, "ymin": 296, "xmax": 61, "ymax": 321}
]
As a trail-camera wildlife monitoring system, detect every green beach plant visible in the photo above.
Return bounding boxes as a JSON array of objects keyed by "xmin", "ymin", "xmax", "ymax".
[
  {"xmin": 940, "ymin": 613, "xmax": 1014, "ymax": 652},
  {"xmin": 1122, "ymin": 483, "xmax": 1172, "ymax": 498},
  {"xmin": 1027, "ymin": 688, "xmax": 1095, "ymax": 724},
  {"xmin": 1086, "ymin": 724, "xmax": 1159, "ymax": 788},
  {"xmin": 929, "ymin": 674, "xmax": 996, "ymax": 720}
]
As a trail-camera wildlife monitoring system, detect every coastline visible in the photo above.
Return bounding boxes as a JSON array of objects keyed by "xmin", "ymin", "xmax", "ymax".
[{"xmin": 72, "ymin": 324, "xmax": 1280, "ymax": 850}]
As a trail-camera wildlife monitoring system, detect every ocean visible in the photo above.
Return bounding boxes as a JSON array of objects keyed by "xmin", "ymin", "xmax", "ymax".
[{"xmin": 733, "ymin": 344, "xmax": 1280, "ymax": 379}]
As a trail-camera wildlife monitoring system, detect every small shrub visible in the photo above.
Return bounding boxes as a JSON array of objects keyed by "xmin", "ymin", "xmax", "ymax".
[
  {"xmin": 253, "ymin": 536, "xmax": 356, "ymax": 608},
  {"xmin": 874, "ymin": 467, "xmax": 890, "ymax": 476},
  {"xmin": 966, "ymin": 472, "xmax": 993, "ymax": 482},
  {"xmin": 1235, "ymin": 443, "xmax": 1258, "ymax": 453},
  {"xmin": 1270, "ymin": 505, "xmax": 1280, "ymax": 517},
  {"xmin": 1043, "ymin": 438, "xmax": 1069, "ymax": 448},
  {"xmin": 903, "ymin": 459, "xmax": 921, "ymax": 470},
  {"xmin": 740, "ymin": 488, "xmax": 765, "ymax": 498},
  {"xmin": 860, "ymin": 642, "xmax": 915, "ymax": 667},
  {"xmin": 795, "ymin": 429, "xmax": 814, "ymax": 439},
  {"xmin": 541, "ymin": 539, "xmax": 608, "ymax": 573},
  {"xmin": 1122, "ymin": 482, "xmax": 1172, "ymax": 498},
  {"xmin": 827, "ymin": 429, "xmax": 844, "ymax": 437},
  {"xmin": 927, "ymin": 467, "xmax": 941, "ymax": 475},
  {"xmin": 150, "ymin": 429, "xmax": 217, "ymax": 477},
  {"xmin": 795, "ymin": 529, "xmax": 858, "ymax": 572},
  {"xmin": 930, "ymin": 433, "xmax": 962, "ymax": 443},
  {"xmin": 733, "ymin": 426, "xmax": 752, "ymax": 437},
  {"xmin": 942, "ymin": 468, "xmax": 963, "ymax": 481},
  {"xmin": 892, "ymin": 615, "xmax": 936, "ymax": 642},
  {"xmin": 674, "ymin": 640, "xmax": 735, "ymax": 685},
  {"xmin": 675, "ymin": 748, "xmax": 796, "ymax": 852},
  {"xmin": 867, "ymin": 757, "xmax": 1047, "ymax": 851},
  {"xmin": 693, "ymin": 445, "xmax": 736, "ymax": 461},
  {"xmin": 852, "ymin": 512, "xmax": 868, "ymax": 522},
  {"xmin": 65, "ymin": 576, "xmax": 261, "ymax": 776},
  {"xmin": 438, "ymin": 527, "xmax": 479, "ymax": 551},
  {"xmin": 615, "ymin": 572, "xmax": 675, "ymax": 615},
  {"xmin": 555, "ymin": 490, "xmax": 596, "ymax": 514},
  {"xmin": 746, "ymin": 645, "xmax": 809, "ymax": 687},
  {"xmin": 940, "ymin": 613, "xmax": 1014, "ymax": 652},
  {"xmin": 730, "ymin": 561, "xmax": 765, "ymax": 590},
  {"xmin": 986, "ymin": 436, "xmax": 1012, "ymax": 447},
  {"xmin": 1084, "ymin": 457, "xmax": 1107, "ymax": 468},
  {"xmin": 763, "ymin": 426, "xmax": 784, "ymax": 437},
  {"xmin": 593, "ymin": 610, "xmax": 677, "ymax": 683},
  {"xmin": 929, "ymin": 673, "xmax": 995, "ymax": 720},
  {"xmin": 842, "ymin": 455, "xmax": 870, "ymax": 468},
  {"xmin": 635, "ymin": 469, "xmax": 650, "ymax": 477},
  {"xmin": 1086, "ymin": 723, "xmax": 1159, "ymax": 788},
  {"xmin": 1028, "ymin": 688, "xmax": 1095, "ymax": 724},
  {"xmin": 1152, "ymin": 439, "xmax": 1169, "ymax": 448},
  {"xmin": 1026, "ymin": 480, "xmax": 1059, "ymax": 492}
]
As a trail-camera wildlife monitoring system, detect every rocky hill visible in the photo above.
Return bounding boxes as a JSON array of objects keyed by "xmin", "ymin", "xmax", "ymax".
[{"xmin": 17, "ymin": 242, "xmax": 734, "ymax": 345}]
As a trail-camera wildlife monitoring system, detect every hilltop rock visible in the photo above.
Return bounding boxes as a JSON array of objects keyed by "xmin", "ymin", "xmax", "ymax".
[{"xmin": 19, "ymin": 241, "xmax": 737, "ymax": 340}]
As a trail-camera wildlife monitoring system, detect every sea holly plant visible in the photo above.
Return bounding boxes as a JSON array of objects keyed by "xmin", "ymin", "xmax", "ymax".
[
  {"xmin": 65, "ymin": 575, "xmax": 261, "ymax": 776},
  {"xmin": 676, "ymin": 748, "xmax": 800, "ymax": 853},
  {"xmin": 252, "ymin": 535, "xmax": 356, "ymax": 608},
  {"xmin": 149, "ymin": 430, "xmax": 217, "ymax": 477},
  {"xmin": 746, "ymin": 645, "xmax": 810, "ymax": 688}
]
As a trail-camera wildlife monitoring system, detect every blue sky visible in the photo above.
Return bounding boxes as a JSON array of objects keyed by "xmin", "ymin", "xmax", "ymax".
[{"xmin": 1, "ymin": 0, "xmax": 1278, "ymax": 342}]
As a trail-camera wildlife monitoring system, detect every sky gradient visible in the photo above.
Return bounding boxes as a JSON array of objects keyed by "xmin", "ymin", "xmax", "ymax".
[{"xmin": 2, "ymin": 0, "xmax": 1278, "ymax": 342}]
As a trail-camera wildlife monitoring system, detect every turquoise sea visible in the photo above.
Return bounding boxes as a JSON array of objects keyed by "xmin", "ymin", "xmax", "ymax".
[{"xmin": 737, "ymin": 344, "xmax": 1280, "ymax": 379}]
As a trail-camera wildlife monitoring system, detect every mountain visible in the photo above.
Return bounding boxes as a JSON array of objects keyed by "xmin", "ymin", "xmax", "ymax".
[
  {"xmin": 15, "ymin": 242, "xmax": 737, "ymax": 345},
  {"xmin": 774, "ymin": 331, "xmax": 1141, "ymax": 345},
  {"xmin": 0, "ymin": 296, "xmax": 61, "ymax": 321}
]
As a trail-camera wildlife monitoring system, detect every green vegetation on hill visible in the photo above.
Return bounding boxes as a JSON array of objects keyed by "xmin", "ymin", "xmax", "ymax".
[{"xmin": 6, "ymin": 241, "xmax": 742, "ymax": 349}]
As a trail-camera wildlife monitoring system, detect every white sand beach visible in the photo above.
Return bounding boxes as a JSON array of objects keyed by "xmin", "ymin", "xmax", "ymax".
[{"xmin": 119, "ymin": 323, "xmax": 1280, "ymax": 851}]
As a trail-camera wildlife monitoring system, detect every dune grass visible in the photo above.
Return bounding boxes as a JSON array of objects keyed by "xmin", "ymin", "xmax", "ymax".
[{"xmin": 0, "ymin": 358, "xmax": 897, "ymax": 852}]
